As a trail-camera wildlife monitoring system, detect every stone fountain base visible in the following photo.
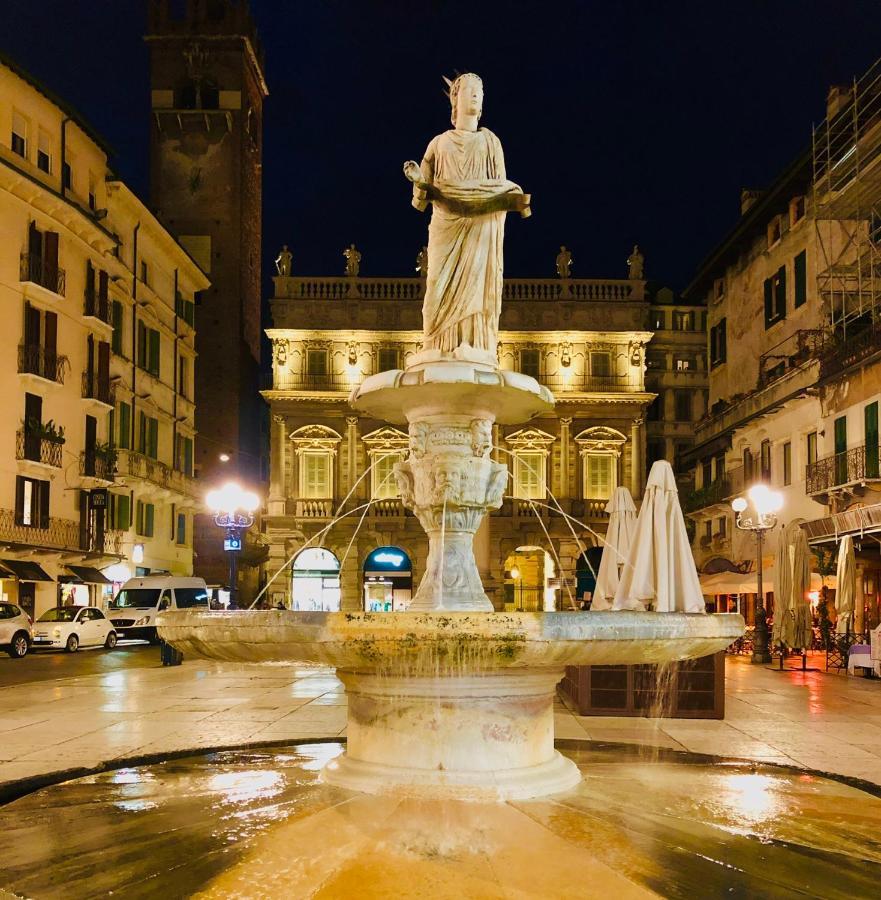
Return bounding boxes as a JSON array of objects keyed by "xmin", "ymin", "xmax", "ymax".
[{"xmin": 324, "ymin": 669, "xmax": 579, "ymax": 800}]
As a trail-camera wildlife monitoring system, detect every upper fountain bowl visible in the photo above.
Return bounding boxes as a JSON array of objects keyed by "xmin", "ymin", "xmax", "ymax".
[{"xmin": 158, "ymin": 610, "xmax": 745, "ymax": 675}]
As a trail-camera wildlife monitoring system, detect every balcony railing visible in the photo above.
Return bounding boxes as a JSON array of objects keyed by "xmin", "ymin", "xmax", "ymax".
[
  {"xmin": 273, "ymin": 275, "xmax": 640, "ymax": 303},
  {"xmin": 758, "ymin": 329, "xmax": 826, "ymax": 387},
  {"xmin": 81, "ymin": 371, "xmax": 115, "ymax": 406},
  {"xmin": 370, "ymin": 498, "xmax": 406, "ymax": 517},
  {"xmin": 18, "ymin": 345, "xmax": 68, "ymax": 384},
  {"xmin": 83, "ymin": 290, "xmax": 110, "ymax": 324},
  {"xmin": 806, "ymin": 443, "xmax": 881, "ymax": 495},
  {"xmin": 293, "ymin": 499, "xmax": 334, "ymax": 518},
  {"xmin": 820, "ymin": 319, "xmax": 881, "ymax": 379},
  {"xmin": 115, "ymin": 449, "xmax": 196, "ymax": 497},
  {"xmin": 276, "ymin": 373, "xmax": 355, "ymax": 391},
  {"xmin": 79, "ymin": 451, "xmax": 115, "ymax": 483},
  {"xmin": 682, "ymin": 468, "xmax": 744, "ymax": 514},
  {"xmin": 20, "ymin": 252, "xmax": 65, "ymax": 296},
  {"xmin": 15, "ymin": 430, "xmax": 63, "ymax": 468},
  {"xmin": 0, "ymin": 507, "xmax": 122, "ymax": 555},
  {"xmin": 540, "ymin": 374, "xmax": 644, "ymax": 393}
]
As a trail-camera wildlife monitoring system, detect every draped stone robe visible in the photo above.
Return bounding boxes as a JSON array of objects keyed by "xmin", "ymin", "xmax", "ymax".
[{"xmin": 416, "ymin": 128, "xmax": 524, "ymax": 355}]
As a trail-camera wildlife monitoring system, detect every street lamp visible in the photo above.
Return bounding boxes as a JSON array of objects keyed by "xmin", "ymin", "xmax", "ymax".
[
  {"xmin": 206, "ymin": 482, "xmax": 259, "ymax": 610},
  {"xmin": 732, "ymin": 484, "xmax": 783, "ymax": 664}
]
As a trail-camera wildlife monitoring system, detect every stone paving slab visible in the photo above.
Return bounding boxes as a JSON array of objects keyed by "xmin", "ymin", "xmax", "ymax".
[{"xmin": 1, "ymin": 655, "xmax": 881, "ymax": 799}]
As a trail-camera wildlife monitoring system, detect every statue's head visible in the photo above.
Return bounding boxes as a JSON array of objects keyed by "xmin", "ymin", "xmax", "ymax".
[{"xmin": 448, "ymin": 73, "xmax": 483, "ymax": 126}]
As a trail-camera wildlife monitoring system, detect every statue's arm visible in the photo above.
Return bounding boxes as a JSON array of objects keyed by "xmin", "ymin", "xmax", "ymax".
[{"xmin": 403, "ymin": 140, "xmax": 436, "ymax": 212}]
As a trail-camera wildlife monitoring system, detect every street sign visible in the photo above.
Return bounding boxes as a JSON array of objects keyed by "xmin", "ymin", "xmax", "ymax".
[
  {"xmin": 224, "ymin": 535, "xmax": 243, "ymax": 552},
  {"xmin": 89, "ymin": 489, "xmax": 108, "ymax": 510}
]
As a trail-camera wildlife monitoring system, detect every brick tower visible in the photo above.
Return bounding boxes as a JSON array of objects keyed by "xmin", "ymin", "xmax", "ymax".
[{"xmin": 145, "ymin": 0, "xmax": 268, "ymax": 596}]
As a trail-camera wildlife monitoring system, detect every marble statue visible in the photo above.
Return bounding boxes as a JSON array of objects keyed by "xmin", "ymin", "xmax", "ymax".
[
  {"xmin": 627, "ymin": 244, "xmax": 644, "ymax": 280},
  {"xmin": 556, "ymin": 245, "xmax": 572, "ymax": 278},
  {"xmin": 403, "ymin": 73, "xmax": 530, "ymax": 357},
  {"xmin": 415, "ymin": 245, "xmax": 428, "ymax": 278},
  {"xmin": 344, "ymin": 243, "xmax": 361, "ymax": 277},
  {"xmin": 275, "ymin": 244, "xmax": 292, "ymax": 276}
]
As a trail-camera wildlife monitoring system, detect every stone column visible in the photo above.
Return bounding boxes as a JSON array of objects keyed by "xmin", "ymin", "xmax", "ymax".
[
  {"xmin": 630, "ymin": 417, "xmax": 645, "ymax": 498},
  {"xmin": 558, "ymin": 417, "xmax": 572, "ymax": 500},
  {"xmin": 346, "ymin": 416, "xmax": 359, "ymax": 497},
  {"xmin": 268, "ymin": 414, "xmax": 287, "ymax": 516}
]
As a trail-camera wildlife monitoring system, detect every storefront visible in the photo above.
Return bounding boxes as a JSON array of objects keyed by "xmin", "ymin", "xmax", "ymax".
[
  {"xmin": 58, "ymin": 566, "xmax": 114, "ymax": 608},
  {"xmin": 0, "ymin": 560, "xmax": 54, "ymax": 619},
  {"xmin": 291, "ymin": 547, "xmax": 341, "ymax": 611},
  {"xmin": 363, "ymin": 547, "xmax": 412, "ymax": 611}
]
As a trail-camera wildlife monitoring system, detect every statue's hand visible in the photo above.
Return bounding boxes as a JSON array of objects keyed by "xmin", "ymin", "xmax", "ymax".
[{"xmin": 403, "ymin": 160, "xmax": 423, "ymax": 184}]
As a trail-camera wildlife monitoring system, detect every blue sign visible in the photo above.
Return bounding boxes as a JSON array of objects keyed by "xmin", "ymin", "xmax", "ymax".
[
  {"xmin": 224, "ymin": 536, "xmax": 242, "ymax": 552},
  {"xmin": 364, "ymin": 547, "xmax": 410, "ymax": 572}
]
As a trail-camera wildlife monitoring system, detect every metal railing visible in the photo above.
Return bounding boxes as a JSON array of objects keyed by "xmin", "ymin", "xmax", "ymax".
[
  {"xmin": 19, "ymin": 252, "xmax": 65, "ymax": 295},
  {"xmin": 18, "ymin": 345, "xmax": 68, "ymax": 384},
  {"xmin": 15, "ymin": 430, "xmax": 63, "ymax": 468},
  {"xmin": 540, "ymin": 374, "xmax": 643, "ymax": 393},
  {"xmin": 806, "ymin": 443, "xmax": 881, "ymax": 494},
  {"xmin": 758, "ymin": 329, "xmax": 826, "ymax": 386},
  {"xmin": 273, "ymin": 275, "xmax": 640, "ymax": 303},
  {"xmin": 0, "ymin": 507, "xmax": 122, "ymax": 555},
  {"xmin": 81, "ymin": 371, "xmax": 115, "ymax": 406},
  {"xmin": 682, "ymin": 469, "xmax": 743, "ymax": 513},
  {"xmin": 820, "ymin": 319, "xmax": 881, "ymax": 378},
  {"xmin": 79, "ymin": 450, "xmax": 115, "ymax": 482},
  {"xmin": 276, "ymin": 373, "xmax": 355, "ymax": 391},
  {"xmin": 115, "ymin": 449, "xmax": 197, "ymax": 497}
]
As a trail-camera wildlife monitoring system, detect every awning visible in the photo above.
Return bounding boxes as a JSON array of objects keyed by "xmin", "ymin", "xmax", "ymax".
[
  {"xmin": 64, "ymin": 565, "xmax": 112, "ymax": 585},
  {"xmin": 0, "ymin": 559, "xmax": 53, "ymax": 582},
  {"xmin": 802, "ymin": 502, "xmax": 881, "ymax": 543}
]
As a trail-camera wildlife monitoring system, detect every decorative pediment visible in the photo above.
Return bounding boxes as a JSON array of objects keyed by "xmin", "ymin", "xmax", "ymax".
[
  {"xmin": 575, "ymin": 426, "xmax": 627, "ymax": 456},
  {"xmin": 505, "ymin": 428, "xmax": 555, "ymax": 451},
  {"xmin": 361, "ymin": 426, "xmax": 409, "ymax": 454},
  {"xmin": 289, "ymin": 424, "xmax": 342, "ymax": 452}
]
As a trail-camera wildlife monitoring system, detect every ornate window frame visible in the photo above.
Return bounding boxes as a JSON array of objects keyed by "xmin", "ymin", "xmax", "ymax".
[
  {"xmin": 290, "ymin": 425, "xmax": 341, "ymax": 499},
  {"xmin": 575, "ymin": 426, "xmax": 626, "ymax": 500},
  {"xmin": 506, "ymin": 428, "xmax": 555, "ymax": 500},
  {"xmin": 362, "ymin": 426, "xmax": 408, "ymax": 499}
]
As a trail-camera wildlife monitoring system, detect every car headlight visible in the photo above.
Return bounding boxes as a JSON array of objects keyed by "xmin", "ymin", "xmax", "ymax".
[{"xmin": 134, "ymin": 616, "xmax": 150, "ymax": 626}]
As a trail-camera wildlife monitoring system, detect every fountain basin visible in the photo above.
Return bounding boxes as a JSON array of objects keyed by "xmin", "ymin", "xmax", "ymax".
[{"xmin": 159, "ymin": 611, "xmax": 743, "ymax": 800}]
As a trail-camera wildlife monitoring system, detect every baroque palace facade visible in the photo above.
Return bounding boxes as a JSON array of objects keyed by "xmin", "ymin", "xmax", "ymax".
[
  {"xmin": 0, "ymin": 53, "xmax": 208, "ymax": 618},
  {"xmin": 263, "ymin": 268, "xmax": 704, "ymax": 612}
]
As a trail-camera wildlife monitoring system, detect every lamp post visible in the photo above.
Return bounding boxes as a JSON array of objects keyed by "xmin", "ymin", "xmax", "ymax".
[
  {"xmin": 732, "ymin": 484, "xmax": 783, "ymax": 664},
  {"xmin": 206, "ymin": 482, "xmax": 259, "ymax": 610}
]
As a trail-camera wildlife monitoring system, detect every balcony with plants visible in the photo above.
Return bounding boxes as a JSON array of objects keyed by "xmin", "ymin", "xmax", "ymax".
[{"xmin": 16, "ymin": 419, "xmax": 65, "ymax": 469}]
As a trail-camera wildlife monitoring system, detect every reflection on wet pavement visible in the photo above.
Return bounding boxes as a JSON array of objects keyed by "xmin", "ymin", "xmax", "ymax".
[{"xmin": 1, "ymin": 742, "xmax": 880, "ymax": 898}]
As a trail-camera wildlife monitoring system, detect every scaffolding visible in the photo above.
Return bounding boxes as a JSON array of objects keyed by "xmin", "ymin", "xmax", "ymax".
[{"xmin": 813, "ymin": 57, "xmax": 881, "ymax": 339}]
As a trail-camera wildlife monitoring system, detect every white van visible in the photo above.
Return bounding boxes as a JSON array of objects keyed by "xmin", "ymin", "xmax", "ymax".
[{"xmin": 108, "ymin": 576, "xmax": 210, "ymax": 642}]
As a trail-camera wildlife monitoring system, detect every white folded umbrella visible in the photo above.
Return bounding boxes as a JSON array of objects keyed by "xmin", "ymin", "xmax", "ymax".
[
  {"xmin": 835, "ymin": 535, "xmax": 856, "ymax": 635},
  {"xmin": 591, "ymin": 486, "xmax": 637, "ymax": 610},
  {"xmin": 612, "ymin": 460, "xmax": 705, "ymax": 613}
]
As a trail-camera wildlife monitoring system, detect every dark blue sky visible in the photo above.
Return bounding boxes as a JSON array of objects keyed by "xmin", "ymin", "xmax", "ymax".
[{"xmin": 5, "ymin": 1, "xmax": 881, "ymax": 287}]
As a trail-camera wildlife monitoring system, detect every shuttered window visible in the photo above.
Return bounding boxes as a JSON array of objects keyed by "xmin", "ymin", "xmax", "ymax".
[
  {"xmin": 372, "ymin": 452, "xmax": 403, "ymax": 500},
  {"xmin": 794, "ymin": 251, "xmax": 807, "ymax": 308},
  {"xmin": 513, "ymin": 452, "xmax": 545, "ymax": 500},
  {"xmin": 585, "ymin": 455, "xmax": 615, "ymax": 501},
  {"xmin": 300, "ymin": 451, "xmax": 332, "ymax": 498}
]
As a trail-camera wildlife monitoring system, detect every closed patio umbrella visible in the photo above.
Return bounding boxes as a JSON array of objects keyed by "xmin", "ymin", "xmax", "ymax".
[
  {"xmin": 612, "ymin": 460, "xmax": 705, "ymax": 613},
  {"xmin": 835, "ymin": 535, "xmax": 856, "ymax": 635},
  {"xmin": 772, "ymin": 523, "xmax": 794, "ymax": 648},
  {"xmin": 791, "ymin": 524, "xmax": 813, "ymax": 650},
  {"xmin": 591, "ymin": 486, "xmax": 637, "ymax": 610},
  {"xmin": 774, "ymin": 521, "xmax": 812, "ymax": 650}
]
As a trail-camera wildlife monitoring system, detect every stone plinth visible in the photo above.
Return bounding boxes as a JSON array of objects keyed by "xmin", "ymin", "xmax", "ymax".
[{"xmin": 350, "ymin": 359, "xmax": 553, "ymax": 611}]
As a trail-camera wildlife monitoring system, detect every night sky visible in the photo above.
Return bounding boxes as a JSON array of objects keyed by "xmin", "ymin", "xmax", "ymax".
[{"xmin": 5, "ymin": 1, "xmax": 881, "ymax": 289}]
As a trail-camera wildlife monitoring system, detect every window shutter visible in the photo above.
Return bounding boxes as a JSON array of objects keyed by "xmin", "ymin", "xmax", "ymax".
[
  {"xmin": 137, "ymin": 321, "xmax": 146, "ymax": 368},
  {"xmin": 98, "ymin": 269, "xmax": 109, "ymax": 318},
  {"xmin": 719, "ymin": 319, "xmax": 727, "ymax": 361},
  {"xmin": 149, "ymin": 417, "xmax": 158, "ymax": 458},
  {"xmin": 28, "ymin": 221, "xmax": 42, "ymax": 259},
  {"xmin": 119, "ymin": 402, "xmax": 131, "ymax": 450},
  {"xmin": 24, "ymin": 302, "xmax": 41, "ymax": 347},
  {"xmin": 39, "ymin": 479, "xmax": 50, "ymax": 529},
  {"xmin": 794, "ymin": 251, "xmax": 807, "ymax": 307},
  {"xmin": 43, "ymin": 231, "xmax": 59, "ymax": 288},
  {"xmin": 145, "ymin": 503, "xmax": 154, "ymax": 537},
  {"xmin": 149, "ymin": 329, "xmax": 160, "ymax": 376},
  {"xmin": 85, "ymin": 260, "xmax": 95, "ymax": 309},
  {"xmin": 111, "ymin": 301, "xmax": 123, "ymax": 354},
  {"xmin": 44, "ymin": 311, "xmax": 57, "ymax": 362},
  {"xmin": 775, "ymin": 265, "xmax": 787, "ymax": 319},
  {"xmin": 138, "ymin": 412, "xmax": 146, "ymax": 453},
  {"xmin": 98, "ymin": 341, "xmax": 110, "ymax": 386},
  {"xmin": 14, "ymin": 476, "xmax": 25, "ymax": 525},
  {"xmin": 119, "ymin": 494, "xmax": 130, "ymax": 531},
  {"xmin": 763, "ymin": 277, "xmax": 773, "ymax": 326}
]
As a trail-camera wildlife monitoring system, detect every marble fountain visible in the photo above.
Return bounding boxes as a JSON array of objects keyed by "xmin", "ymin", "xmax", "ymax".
[{"xmin": 7, "ymin": 74, "xmax": 881, "ymax": 899}]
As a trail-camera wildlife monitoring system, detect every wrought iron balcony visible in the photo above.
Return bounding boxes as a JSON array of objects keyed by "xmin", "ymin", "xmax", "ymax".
[
  {"xmin": 681, "ymin": 469, "xmax": 744, "ymax": 514},
  {"xmin": 18, "ymin": 345, "xmax": 68, "ymax": 384},
  {"xmin": 0, "ymin": 507, "xmax": 122, "ymax": 555},
  {"xmin": 81, "ymin": 371, "xmax": 115, "ymax": 406},
  {"xmin": 83, "ymin": 290, "xmax": 110, "ymax": 324},
  {"xmin": 79, "ymin": 450, "xmax": 115, "ymax": 483},
  {"xmin": 115, "ymin": 449, "xmax": 197, "ymax": 497},
  {"xmin": 15, "ymin": 430, "xmax": 63, "ymax": 468},
  {"xmin": 19, "ymin": 252, "xmax": 65, "ymax": 296},
  {"xmin": 758, "ymin": 329, "xmax": 826, "ymax": 387},
  {"xmin": 276, "ymin": 373, "xmax": 356, "ymax": 391},
  {"xmin": 806, "ymin": 443, "xmax": 881, "ymax": 495}
]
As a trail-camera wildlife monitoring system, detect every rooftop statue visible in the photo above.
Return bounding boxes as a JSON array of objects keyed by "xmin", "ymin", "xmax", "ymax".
[
  {"xmin": 404, "ymin": 73, "xmax": 530, "ymax": 359},
  {"xmin": 275, "ymin": 244, "xmax": 292, "ymax": 276},
  {"xmin": 556, "ymin": 245, "xmax": 572, "ymax": 278},
  {"xmin": 343, "ymin": 243, "xmax": 361, "ymax": 277},
  {"xmin": 627, "ymin": 243, "xmax": 644, "ymax": 280}
]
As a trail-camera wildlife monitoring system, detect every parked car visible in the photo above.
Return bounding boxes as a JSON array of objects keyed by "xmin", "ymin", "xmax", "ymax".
[
  {"xmin": 32, "ymin": 606, "xmax": 117, "ymax": 652},
  {"xmin": 108, "ymin": 576, "xmax": 210, "ymax": 642},
  {"xmin": 0, "ymin": 602, "xmax": 33, "ymax": 658}
]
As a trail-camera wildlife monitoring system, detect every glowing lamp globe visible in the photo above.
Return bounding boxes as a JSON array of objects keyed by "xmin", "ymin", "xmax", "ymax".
[{"xmin": 731, "ymin": 497, "xmax": 747, "ymax": 513}]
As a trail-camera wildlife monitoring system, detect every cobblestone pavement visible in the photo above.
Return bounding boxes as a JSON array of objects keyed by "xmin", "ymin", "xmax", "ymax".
[{"xmin": 1, "ymin": 654, "xmax": 880, "ymax": 794}]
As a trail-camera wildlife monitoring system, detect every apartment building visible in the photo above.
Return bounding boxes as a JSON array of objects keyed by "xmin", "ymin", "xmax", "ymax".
[{"xmin": 0, "ymin": 53, "xmax": 208, "ymax": 618}]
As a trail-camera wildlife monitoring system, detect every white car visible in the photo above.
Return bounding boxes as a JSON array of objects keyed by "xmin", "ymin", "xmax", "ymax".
[
  {"xmin": 0, "ymin": 602, "xmax": 33, "ymax": 658},
  {"xmin": 32, "ymin": 606, "xmax": 117, "ymax": 652}
]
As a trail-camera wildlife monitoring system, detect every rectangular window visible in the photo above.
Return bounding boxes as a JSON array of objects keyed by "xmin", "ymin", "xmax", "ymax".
[
  {"xmin": 15, "ymin": 475, "xmax": 49, "ymax": 528},
  {"xmin": 306, "ymin": 348, "xmax": 328, "ymax": 376},
  {"xmin": 794, "ymin": 250, "xmax": 807, "ymax": 308},
  {"xmin": 178, "ymin": 355, "xmax": 189, "ymax": 398},
  {"xmin": 513, "ymin": 451, "xmax": 545, "ymax": 500},
  {"xmin": 674, "ymin": 356, "xmax": 692, "ymax": 372},
  {"xmin": 646, "ymin": 392, "xmax": 662, "ymax": 422},
  {"xmin": 372, "ymin": 452, "xmax": 403, "ymax": 500},
  {"xmin": 519, "ymin": 349, "xmax": 540, "ymax": 379},
  {"xmin": 866, "ymin": 401, "xmax": 879, "ymax": 479},
  {"xmin": 137, "ymin": 322, "xmax": 160, "ymax": 376},
  {"xmin": 791, "ymin": 195, "xmax": 805, "ymax": 224},
  {"xmin": 111, "ymin": 300, "xmax": 124, "ymax": 354},
  {"xmin": 300, "ymin": 451, "xmax": 332, "ymax": 498},
  {"xmin": 590, "ymin": 351, "xmax": 611, "ymax": 377},
  {"xmin": 175, "ymin": 435, "xmax": 193, "ymax": 476},
  {"xmin": 743, "ymin": 448, "xmax": 754, "ymax": 481},
  {"xmin": 701, "ymin": 459, "xmax": 712, "ymax": 488},
  {"xmin": 110, "ymin": 493, "xmax": 131, "ymax": 531},
  {"xmin": 88, "ymin": 173, "xmax": 97, "ymax": 211},
  {"xmin": 710, "ymin": 319, "xmax": 727, "ymax": 367},
  {"xmin": 11, "ymin": 110, "xmax": 27, "ymax": 158},
  {"xmin": 760, "ymin": 439, "xmax": 771, "ymax": 480},
  {"xmin": 585, "ymin": 454, "xmax": 614, "ymax": 501},
  {"xmin": 378, "ymin": 348, "xmax": 400, "ymax": 372},
  {"xmin": 136, "ymin": 500, "xmax": 154, "ymax": 537},
  {"xmin": 117, "ymin": 401, "xmax": 131, "ymax": 450},
  {"xmin": 140, "ymin": 260, "xmax": 149, "ymax": 286},
  {"xmin": 62, "ymin": 160, "xmax": 71, "ymax": 191},
  {"xmin": 806, "ymin": 431, "xmax": 818, "ymax": 467},
  {"xmin": 673, "ymin": 311, "xmax": 694, "ymax": 331},
  {"xmin": 176, "ymin": 512, "xmax": 187, "ymax": 546},
  {"xmin": 646, "ymin": 351, "xmax": 665, "ymax": 370},
  {"xmin": 37, "ymin": 129, "xmax": 51, "ymax": 173},
  {"xmin": 764, "ymin": 266, "xmax": 786, "ymax": 328},
  {"xmin": 138, "ymin": 413, "xmax": 158, "ymax": 459},
  {"xmin": 783, "ymin": 441, "xmax": 792, "ymax": 486},
  {"xmin": 716, "ymin": 516, "xmax": 727, "ymax": 538},
  {"xmin": 674, "ymin": 390, "xmax": 692, "ymax": 422}
]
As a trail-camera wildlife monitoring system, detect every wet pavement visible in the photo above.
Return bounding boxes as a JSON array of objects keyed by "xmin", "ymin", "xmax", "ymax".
[
  {"xmin": 1, "ymin": 742, "xmax": 880, "ymax": 898},
  {"xmin": 0, "ymin": 641, "xmax": 157, "ymax": 687}
]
